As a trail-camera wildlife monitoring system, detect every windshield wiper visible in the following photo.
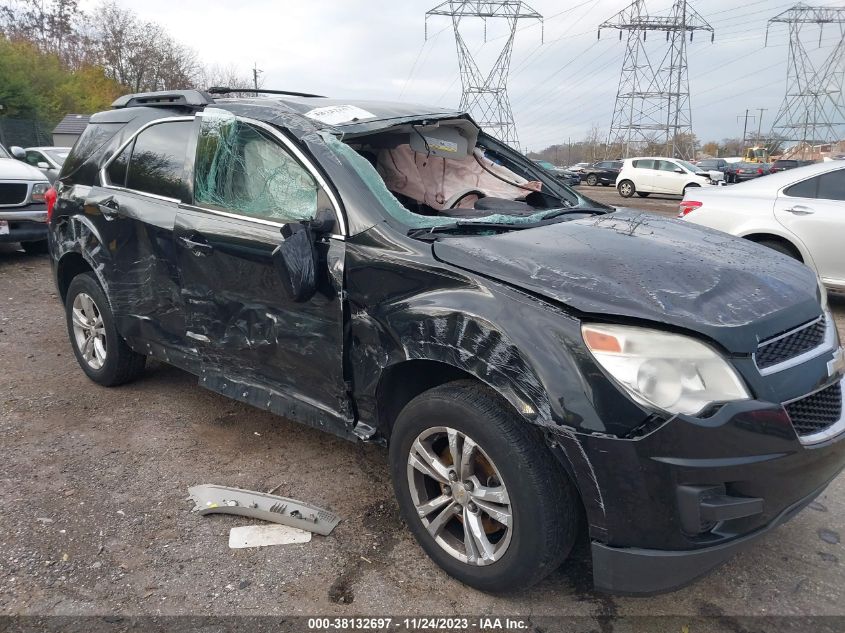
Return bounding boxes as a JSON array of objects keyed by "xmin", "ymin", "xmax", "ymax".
[
  {"xmin": 407, "ymin": 221, "xmax": 532, "ymax": 241},
  {"xmin": 541, "ymin": 207, "xmax": 609, "ymax": 220}
]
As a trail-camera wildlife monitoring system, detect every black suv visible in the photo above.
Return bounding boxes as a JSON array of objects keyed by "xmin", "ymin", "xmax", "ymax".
[
  {"xmin": 49, "ymin": 90, "xmax": 845, "ymax": 595},
  {"xmin": 581, "ymin": 160, "xmax": 622, "ymax": 187}
]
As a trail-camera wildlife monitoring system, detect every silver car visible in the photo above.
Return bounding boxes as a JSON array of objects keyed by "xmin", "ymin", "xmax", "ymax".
[{"xmin": 680, "ymin": 161, "xmax": 845, "ymax": 293}]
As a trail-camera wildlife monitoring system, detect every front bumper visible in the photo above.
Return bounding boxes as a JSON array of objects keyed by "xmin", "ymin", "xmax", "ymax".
[
  {"xmin": 549, "ymin": 374, "xmax": 845, "ymax": 594},
  {"xmin": 0, "ymin": 204, "xmax": 48, "ymax": 242},
  {"xmin": 591, "ymin": 473, "xmax": 833, "ymax": 594}
]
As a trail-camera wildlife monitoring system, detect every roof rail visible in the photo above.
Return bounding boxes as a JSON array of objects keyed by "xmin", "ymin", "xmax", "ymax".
[
  {"xmin": 111, "ymin": 90, "xmax": 214, "ymax": 110},
  {"xmin": 207, "ymin": 86, "xmax": 327, "ymax": 98}
]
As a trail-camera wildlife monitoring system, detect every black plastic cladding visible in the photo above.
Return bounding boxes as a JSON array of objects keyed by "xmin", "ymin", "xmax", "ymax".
[{"xmin": 48, "ymin": 95, "xmax": 845, "ymax": 594}]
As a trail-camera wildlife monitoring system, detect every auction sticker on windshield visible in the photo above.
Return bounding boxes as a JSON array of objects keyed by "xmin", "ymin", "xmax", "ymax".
[{"xmin": 304, "ymin": 104, "xmax": 377, "ymax": 125}]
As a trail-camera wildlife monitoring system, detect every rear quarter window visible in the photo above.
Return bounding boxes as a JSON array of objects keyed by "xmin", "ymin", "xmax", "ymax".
[{"xmin": 60, "ymin": 122, "xmax": 127, "ymax": 183}]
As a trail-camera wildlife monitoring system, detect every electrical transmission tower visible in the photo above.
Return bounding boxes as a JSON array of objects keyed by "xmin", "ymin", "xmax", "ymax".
[
  {"xmin": 766, "ymin": 5, "xmax": 845, "ymax": 155},
  {"xmin": 599, "ymin": 0, "xmax": 713, "ymax": 160},
  {"xmin": 425, "ymin": 1, "xmax": 542, "ymax": 150}
]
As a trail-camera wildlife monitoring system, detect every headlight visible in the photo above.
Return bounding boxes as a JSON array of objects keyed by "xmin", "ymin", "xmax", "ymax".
[
  {"xmin": 582, "ymin": 323, "xmax": 749, "ymax": 415},
  {"xmin": 31, "ymin": 182, "xmax": 49, "ymax": 203},
  {"xmin": 818, "ymin": 276, "xmax": 828, "ymax": 312}
]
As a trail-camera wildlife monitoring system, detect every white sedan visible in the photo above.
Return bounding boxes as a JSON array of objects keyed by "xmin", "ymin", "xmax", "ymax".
[{"xmin": 680, "ymin": 161, "xmax": 845, "ymax": 292}]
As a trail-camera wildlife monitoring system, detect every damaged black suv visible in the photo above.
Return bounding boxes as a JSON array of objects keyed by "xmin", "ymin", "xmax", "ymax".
[{"xmin": 49, "ymin": 89, "xmax": 845, "ymax": 594}]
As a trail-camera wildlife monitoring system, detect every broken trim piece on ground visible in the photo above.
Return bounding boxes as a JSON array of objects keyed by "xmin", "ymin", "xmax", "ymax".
[{"xmin": 187, "ymin": 484, "xmax": 341, "ymax": 536}]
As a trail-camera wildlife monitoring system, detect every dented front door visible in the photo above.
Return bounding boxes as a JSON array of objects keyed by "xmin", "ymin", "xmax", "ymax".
[
  {"xmin": 174, "ymin": 207, "xmax": 350, "ymax": 427},
  {"xmin": 175, "ymin": 110, "xmax": 351, "ymax": 431}
]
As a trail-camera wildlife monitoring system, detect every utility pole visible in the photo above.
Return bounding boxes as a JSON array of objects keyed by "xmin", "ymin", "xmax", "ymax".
[
  {"xmin": 599, "ymin": 0, "xmax": 714, "ymax": 160},
  {"xmin": 737, "ymin": 109, "xmax": 754, "ymax": 146},
  {"xmin": 252, "ymin": 63, "xmax": 263, "ymax": 90},
  {"xmin": 755, "ymin": 107, "xmax": 767, "ymax": 146},
  {"xmin": 425, "ymin": 1, "xmax": 543, "ymax": 151},
  {"xmin": 766, "ymin": 5, "xmax": 845, "ymax": 158}
]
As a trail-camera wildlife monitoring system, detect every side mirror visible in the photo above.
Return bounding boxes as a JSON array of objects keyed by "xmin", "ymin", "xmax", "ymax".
[
  {"xmin": 37, "ymin": 161, "xmax": 50, "ymax": 170},
  {"xmin": 10, "ymin": 146, "xmax": 25, "ymax": 160},
  {"xmin": 272, "ymin": 222, "xmax": 318, "ymax": 302},
  {"xmin": 674, "ymin": 167, "xmax": 684, "ymax": 174}
]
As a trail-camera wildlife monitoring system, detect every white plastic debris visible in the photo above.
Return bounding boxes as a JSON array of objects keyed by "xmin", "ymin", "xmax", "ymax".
[{"xmin": 228, "ymin": 524, "xmax": 311, "ymax": 549}]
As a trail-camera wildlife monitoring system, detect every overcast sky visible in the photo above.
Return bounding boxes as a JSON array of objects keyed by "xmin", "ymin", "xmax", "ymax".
[{"xmin": 107, "ymin": 0, "xmax": 843, "ymax": 153}]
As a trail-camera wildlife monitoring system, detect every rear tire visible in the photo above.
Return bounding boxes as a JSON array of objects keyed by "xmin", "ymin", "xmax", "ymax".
[
  {"xmin": 389, "ymin": 381, "xmax": 577, "ymax": 593},
  {"xmin": 585, "ymin": 174, "xmax": 598, "ymax": 186},
  {"xmin": 617, "ymin": 180, "xmax": 635, "ymax": 198},
  {"xmin": 755, "ymin": 239, "xmax": 802, "ymax": 262},
  {"xmin": 65, "ymin": 272, "xmax": 146, "ymax": 386},
  {"xmin": 22, "ymin": 240, "xmax": 48, "ymax": 255}
]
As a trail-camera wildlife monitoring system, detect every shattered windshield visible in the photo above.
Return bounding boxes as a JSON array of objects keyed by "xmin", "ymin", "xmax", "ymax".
[
  {"xmin": 195, "ymin": 108, "xmax": 318, "ymax": 222},
  {"xmin": 321, "ymin": 131, "xmax": 576, "ymax": 230}
]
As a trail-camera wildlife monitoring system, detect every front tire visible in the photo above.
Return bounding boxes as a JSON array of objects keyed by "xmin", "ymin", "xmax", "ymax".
[
  {"xmin": 585, "ymin": 174, "xmax": 598, "ymax": 186},
  {"xmin": 617, "ymin": 180, "xmax": 635, "ymax": 198},
  {"xmin": 389, "ymin": 381, "xmax": 577, "ymax": 593},
  {"xmin": 65, "ymin": 272, "xmax": 146, "ymax": 386}
]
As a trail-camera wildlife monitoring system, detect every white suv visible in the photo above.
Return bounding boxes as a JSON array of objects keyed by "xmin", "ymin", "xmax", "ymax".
[{"xmin": 616, "ymin": 157, "xmax": 712, "ymax": 198}]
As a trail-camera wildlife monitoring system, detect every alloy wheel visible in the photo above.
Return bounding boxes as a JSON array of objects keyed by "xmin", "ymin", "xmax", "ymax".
[
  {"xmin": 406, "ymin": 426, "xmax": 513, "ymax": 566},
  {"xmin": 71, "ymin": 292, "xmax": 107, "ymax": 370}
]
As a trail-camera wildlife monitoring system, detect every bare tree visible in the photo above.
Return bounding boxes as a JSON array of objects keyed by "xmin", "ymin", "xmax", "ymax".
[
  {"xmin": 199, "ymin": 63, "xmax": 258, "ymax": 97},
  {"xmin": 91, "ymin": 2, "xmax": 200, "ymax": 92}
]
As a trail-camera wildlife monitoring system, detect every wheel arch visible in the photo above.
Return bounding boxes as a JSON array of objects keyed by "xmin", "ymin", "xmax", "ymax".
[
  {"xmin": 741, "ymin": 231, "xmax": 810, "ymax": 266},
  {"xmin": 56, "ymin": 251, "xmax": 97, "ymax": 302}
]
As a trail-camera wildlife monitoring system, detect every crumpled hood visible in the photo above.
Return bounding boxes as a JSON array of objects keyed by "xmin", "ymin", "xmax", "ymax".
[
  {"xmin": 432, "ymin": 209, "xmax": 821, "ymax": 353},
  {"xmin": 0, "ymin": 158, "xmax": 48, "ymax": 181}
]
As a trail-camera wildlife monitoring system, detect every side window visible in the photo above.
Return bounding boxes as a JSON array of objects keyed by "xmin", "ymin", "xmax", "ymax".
[
  {"xmin": 194, "ymin": 114, "xmax": 318, "ymax": 222},
  {"xmin": 785, "ymin": 176, "xmax": 819, "ymax": 199},
  {"xmin": 125, "ymin": 121, "xmax": 192, "ymax": 201},
  {"xmin": 25, "ymin": 151, "xmax": 44, "ymax": 166},
  {"xmin": 658, "ymin": 160, "xmax": 678, "ymax": 172},
  {"xmin": 633, "ymin": 159, "xmax": 655, "ymax": 169},
  {"xmin": 106, "ymin": 143, "xmax": 132, "ymax": 187},
  {"xmin": 817, "ymin": 170, "xmax": 845, "ymax": 201}
]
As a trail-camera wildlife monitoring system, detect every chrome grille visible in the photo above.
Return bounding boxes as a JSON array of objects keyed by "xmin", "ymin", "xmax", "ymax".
[
  {"xmin": 785, "ymin": 382, "xmax": 842, "ymax": 437},
  {"xmin": 0, "ymin": 183, "xmax": 28, "ymax": 205},
  {"xmin": 756, "ymin": 317, "xmax": 826, "ymax": 370}
]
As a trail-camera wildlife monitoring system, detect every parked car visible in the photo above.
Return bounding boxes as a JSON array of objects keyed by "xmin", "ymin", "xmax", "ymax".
[
  {"xmin": 680, "ymin": 161, "xmax": 845, "ymax": 293},
  {"xmin": 695, "ymin": 158, "xmax": 728, "ymax": 182},
  {"xmin": 51, "ymin": 89, "xmax": 845, "ymax": 595},
  {"xmin": 769, "ymin": 159, "xmax": 814, "ymax": 174},
  {"xmin": 20, "ymin": 146, "xmax": 70, "ymax": 182},
  {"xmin": 616, "ymin": 157, "xmax": 713, "ymax": 198},
  {"xmin": 0, "ymin": 143, "xmax": 51, "ymax": 253},
  {"xmin": 582, "ymin": 160, "xmax": 622, "ymax": 186},
  {"xmin": 724, "ymin": 161, "xmax": 771, "ymax": 183},
  {"xmin": 533, "ymin": 159, "xmax": 581, "ymax": 186},
  {"xmin": 567, "ymin": 162, "xmax": 591, "ymax": 173}
]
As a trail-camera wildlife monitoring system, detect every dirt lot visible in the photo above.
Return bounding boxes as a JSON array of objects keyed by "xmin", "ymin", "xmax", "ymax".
[{"xmin": 1, "ymin": 243, "xmax": 844, "ymax": 627}]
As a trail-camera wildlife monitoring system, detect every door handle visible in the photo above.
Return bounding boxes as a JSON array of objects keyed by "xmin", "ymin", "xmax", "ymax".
[
  {"xmin": 784, "ymin": 205, "xmax": 814, "ymax": 215},
  {"xmin": 178, "ymin": 234, "xmax": 214, "ymax": 255},
  {"xmin": 97, "ymin": 198, "xmax": 120, "ymax": 219}
]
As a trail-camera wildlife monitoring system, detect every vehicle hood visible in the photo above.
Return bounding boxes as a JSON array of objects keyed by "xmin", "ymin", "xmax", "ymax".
[
  {"xmin": 432, "ymin": 209, "xmax": 821, "ymax": 353},
  {"xmin": 0, "ymin": 158, "xmax": 48, "ymax": 181}
]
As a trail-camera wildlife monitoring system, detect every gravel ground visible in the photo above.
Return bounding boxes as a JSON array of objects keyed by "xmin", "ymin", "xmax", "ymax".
[
  {"xmin": 1, "ymin": 243, "xmax": 843, "ymax": 626},
  {"xmin": 574, "ymin": 183, "xmax": 685, "ymax": 217}
]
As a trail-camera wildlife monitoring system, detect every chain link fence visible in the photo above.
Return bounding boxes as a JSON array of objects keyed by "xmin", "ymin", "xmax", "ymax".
[{"xmin": 0, "ymin": 118, "xmax": 53, "ymax": 149}]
